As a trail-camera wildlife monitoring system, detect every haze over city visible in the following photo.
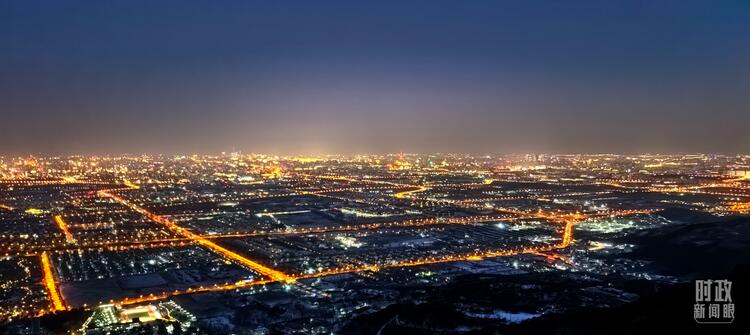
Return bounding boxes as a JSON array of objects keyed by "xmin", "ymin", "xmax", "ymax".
[
  {"xmin": 1, "ymin": 2, "xmax": 750, "ymax": 334},
  {"xmin": 3, "ymin": 0, "xmax": 749, "ymax": 155}
]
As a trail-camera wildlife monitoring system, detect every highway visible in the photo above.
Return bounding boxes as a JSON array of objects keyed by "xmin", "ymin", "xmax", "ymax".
[
  {"xmin": 40, "ymin": 252, "xmax": 67, "ymax": 312},
  {"xmin": 30, "ymin": 182, "xmax": 654, "ymax": 315},
  {"xmin": 99, "ymin": 205, "xmax": 605, "ymax": 309},
  {"xmin": 98, "ymin": 190, "xmax": 291, "ymax": 282},
  {"xmin": 53, "ymin": 215, "xmax": 76, "ymax": 244},
  {"xmin": 393, "ymin": 186, "xmax": 430, "ymax": 199}
]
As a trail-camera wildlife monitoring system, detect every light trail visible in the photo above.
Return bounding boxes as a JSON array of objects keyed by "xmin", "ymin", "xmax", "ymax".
[
  {"xmin": 123, "ymin": 179, "xmax": 140, "ymax": 189},
  {"xmin": 58, "ymin": 240, "xmax": 198, "ymax": 253},
  {"xmin": 53, "ymin": 215, "xmax": 76, "ymax": 244},
  {"xmin": 115, "ymin": 278, "xmax": 274, "ymax": 306},
  {"xmin": 393, "ymin": 186, "xmax": 429, "ymax": 199},
  {"xmin": 98, "ymin": 190, "xmax": 291, "ymax": 282},
  {"xmin": 203, "ymin": 215, "xmax": 511, "ymax": 239},
  {"xmin": 66, "ymin": 222, "xmax": 118, "ymax": 229},
  {"xmin": 299, "ymin": 173, "xmax": 430, "ymax": 200},
  {"xmin": 559, "ymin": 219, "xmax": 575, "ymax": 248},
  {"xmin": 142, "ymin": 185, "xmax": 399, "ymax": 209},
  {"xmin": 0, "ymin": 179, "xmax": 113, "ymax": 186},
  {"xmin": 455, "ymin": 196, "xmax": 527, "ymax": 204},
  {"xmin": 1, "ymin": 237, "xmax": 193, "ymax": 254},
  {"xmin": 40, "ymin": 252, "xmax": 67, "ymax": 312},
  {"xmin": 728, "ymin": 201, "xmax": 750, "ymax": 213}
]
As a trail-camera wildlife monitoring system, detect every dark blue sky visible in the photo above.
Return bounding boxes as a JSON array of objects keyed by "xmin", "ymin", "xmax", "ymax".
[{"xmin": 2, "ymin": 0, "xmax": 749, "ymax": 154}]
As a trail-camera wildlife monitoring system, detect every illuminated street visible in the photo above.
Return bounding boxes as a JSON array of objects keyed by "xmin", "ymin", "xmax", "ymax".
[
  {"xmin": 0, "ymin": 153, "xmax": 748, "ymax": 333},
  {"xmin": 2, "ymin": 1, "xmax": 749, "ymax": 333}
]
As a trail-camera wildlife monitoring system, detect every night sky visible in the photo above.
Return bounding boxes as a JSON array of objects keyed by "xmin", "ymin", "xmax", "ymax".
[{"xmin": 2, "ymin": 0, "xmax": 749, "ymax": 155}]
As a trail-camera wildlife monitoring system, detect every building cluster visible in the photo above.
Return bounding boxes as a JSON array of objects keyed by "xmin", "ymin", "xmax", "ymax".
[{"xmin": 0, "ymin": 153, "xmax": 747, "ymax": 333}]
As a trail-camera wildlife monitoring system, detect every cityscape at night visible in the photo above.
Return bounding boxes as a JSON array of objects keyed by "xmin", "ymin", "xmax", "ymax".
[
  {"xmin": 0, "ymin": 154, "xmax": 748, "ymax": 333},
  {"xmin": 2, "ymin": 1, "xmax": 749, "ymax": 334}
]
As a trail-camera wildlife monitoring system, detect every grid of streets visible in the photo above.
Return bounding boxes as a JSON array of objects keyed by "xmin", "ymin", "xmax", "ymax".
[{"xmin": 0, "ymin": 153, "xmax": 748, "ymax": 321}]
